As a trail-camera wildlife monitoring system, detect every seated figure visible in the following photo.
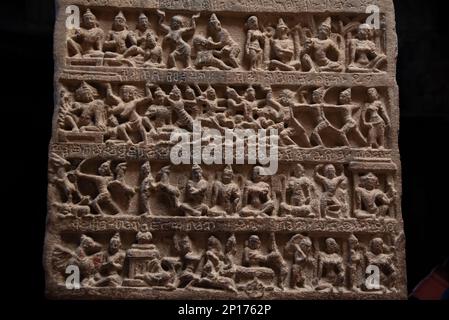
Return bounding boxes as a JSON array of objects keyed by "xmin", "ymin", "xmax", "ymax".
[{"xmin": 240, "ymin": 166, "xmax": 275, "ymax": 218}]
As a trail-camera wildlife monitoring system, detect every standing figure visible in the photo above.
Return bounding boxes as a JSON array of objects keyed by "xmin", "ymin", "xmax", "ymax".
[
  {"xmin": 307, "ymin": 87, "xmax": 337, "ymax": 147},
  {"xmin": 316, "ymin": 238, "xmax": 345, "ymax": 292},
  {"xmin": 156, "ymin": 10, "xmax": 200, "ymax": 69},
  {"xmin": 268, "ymin": 18, "xmax": 301, "ymax": 71},
  {"xmin": 314, "ymin": 164, "xmax": 347, "ymax": 219},
  {"xmin": 278, "ymin": 89, "xmax": 311, "ymax": 147},
  {"xmin": 240, "ymin": 166, "xmax": 275, "ymax": 218},
  {"xmin": 354, "ymin": 172, "xmax": 396, "ymax": 219},
  {"xmin": 67, "ymin": 9, "xmax": 104, "ymax": 59},
  {"xmin": 361, "ymin": 88, "xmax": 390, "ymax": 149},
  {"xmin": 280, "ymin": 164, "xmax": 317, "ymax": 218},
  {"xmin": 209, "ymin": 165, "xmax": 241, "ymax": 217},
  {"xmin": 347, "ymin": 234, "xmax": 365, "ymax": 292},
  {"xmin": 76, "ymin": 160, "xmax": 122, "ymax": 215},
  {"xmin": 245, "ymin": 16, "xmax": 265, "ymax": 70},
  {"xmin": 179, "ymin": 165, "xmax": 209, "ymax": 216},
  {"xmin": 301, "ymin": 17, "xmax": 343, "ymax": 72},
  {"xmin": 348, "ymin": 24, "xmax": 387, "ymax": 73},
  {"xmin": 285, "ymin": 234, "xmax": 316, "ymax": 290},
  {"xmin": 139, "ymin": 161, "xmax": 155, "ymax": 215},
  {"xmin": 336, "ymin": 88, "xmax": 367, "ymax": 147}
]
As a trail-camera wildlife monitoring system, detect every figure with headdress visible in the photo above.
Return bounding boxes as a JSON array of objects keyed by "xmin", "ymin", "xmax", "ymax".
[
  {"xmin": 335, "ymin": 88, "xmax": 367, "ymax": 147},
  {"xmin": 93, "ymin": 233, "xmax": 126, "ymax": 287},
  {"xmin": 106, "ymin": 82, "xmax": 154, "ymax": 145},
  {"xmin": 354, "ymin": 172, "xmax": 396, "ymax": 219},
  {"xmin": 347, "ymin": 234, "xmax": 366, "ymax": 292},
  {"xmin": 197, "ymin": 236, "xmax": 238, "ymax": 293},
  {"xmin": 103, "ymin": 11, "xmax": 139, "ymax": 62},
  {"xmin": 240, "ymin": 166, "xmax": 275, "ymax": 218},
  {"xmin": 75, "ymin": 160, "xmax": 122, "ymax": 215},
  {"xmin": 361, "ymin": 88, "xmax": 390, "ymax": 149},
  {"xmin": 245, "ymin": 16, "xmax": 266, "ymax": 70},
  {"xmin": 285, "ymin": 234, "xmax": 316, "ymax": 290},
  {"xmin": 179, "ymin": 165, "xmax": 209, "ymax": 216},
  {"xmin": 348, "ymin": 24, "xmax": 387, "ymax": 73},
  {"xmin": 167, "ymin": 85, "xmax": 194, "ymax": 131},
  {"xmin": 62, "ymin": 82, "xmax": 107, "ymax": 133},
  {"xmin": 52, "ymin": 235, "xmax": 104, "ymax": 287},
  {"xmin": 307, "ymin": 87, "xmax": 337, "ymax": 146},
  {"xmin": 156, "ymin": 10, "xmax": 200, "ymax": 69},
  {"xmin": 67, "ymin": 9, "xmax": 104, "ymax": 59},
  {"xmin": 267, "ymin": 18, "xmax": 301, "ymax": 71},
  {"xmin": 151, "ymin": 166, "xmax": 181, "ymax": 213},
  {"xmin": 314, "ymin": 164, "xmax": 347, "ymax": 219},
  {"xmin": 280, "ymin": 164, "xmax": 318, "ymax": 218},
  {"xmin": 209, "ymin": 165, "xmax": 241, "ymax": 217},
  {"xmin": 278, "ymin": 89, "xmax": 312, "ymax": 147},
  {"xmin": 364, "ymin": 238, "xmax": 397, "ymax": 292},
  {"xmin": 316, "ymin": 238, "xmax": 345, "ymax": 292},
  {"xmin": 300, "ymin": 17, "xmax": 344, "ymax": 72},
  {"xmin": 205, "ymin": 14, "xmax": 241, "ymax": 69}
]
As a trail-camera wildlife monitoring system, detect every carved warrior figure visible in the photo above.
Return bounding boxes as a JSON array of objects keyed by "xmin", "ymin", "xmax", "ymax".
[
  {"xmin": 49, "ymin": 153, "xmax": 89, "ymax": 212},
  {"xmin": 192, "ymin": 14, "xmax": 240, "ymax": 71},
  {"xmin": 172, "ymin": 234, "xmax": 202, "ymax": 288},
  {"xmin": 106, "ymin": 82, "xmax": 153, "ymax": 145},
  {"xmin": 62, "ymin": 82, "xmax": 107, "ymax": 133},
  {"xmin": 240, "ymin": 166, "xmax": 275, "ymax": 218},
  {"xmin": 316, "ymin": 238, "xmax": 345, "ymax": 292},
  {"xmin": 209, "ymin": 165, "xmax": 241, "ymax": 217},
  {"xmin": 301, "ymin": 17, "xmax": 344, "ymax": 72},
  {"xmin": 355, "ymin": 172, "xmax": 396, "ymax": 219},
  {"xmin": 157, "ymin": 10, "xmax": 200, "ymax": 69},
  {"xmin": 267, "ymin": 18, "xmax": 301, "ymax": 71},
  {"xmin": 280, "ymin": 164, "xmax": 317, "ymax": 218},
  {"xmin": 362, "ymin": 88, "xmax": 391, "ymax": 149},
  {"xmin": 348, "ymin": 24, "xmax": 387, "ymax": 73},
  {"xmin": 336, "ymin": 88, "xmax": 367, "ymax": 147},
  {"xmin": 314, "ymin": 164, "xmax": 347, "ymax": 219},
  {"xmin": 152, "ymin": 166, "xmax": 181, "ymax": 213},
  {"xmin": 67, "ymin": 9, "xmax": 104, "ymax": 59},
  {"xmin": 75, "ymin": 160, "xmax": 122, "ymax": 215},
  {"xmin": 285, "ymin": 234, "xmax": 316, "ymax": 290}
]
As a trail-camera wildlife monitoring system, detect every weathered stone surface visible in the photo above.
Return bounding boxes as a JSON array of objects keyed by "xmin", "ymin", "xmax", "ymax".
[{"xmin": 45, "ymin": 0, "xmax": 406, "ymax": 299}]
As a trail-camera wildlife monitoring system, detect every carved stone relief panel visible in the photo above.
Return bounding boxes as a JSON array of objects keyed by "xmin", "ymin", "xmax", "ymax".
[{"xmin": 46, "ymin": 0, "xmax": 405, "ymax": 299}]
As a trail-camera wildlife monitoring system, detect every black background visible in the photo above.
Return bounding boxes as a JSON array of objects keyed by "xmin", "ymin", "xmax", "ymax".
[{"xmin": 2, "ymin": 0, "xmax": 448, "ymax": 313}]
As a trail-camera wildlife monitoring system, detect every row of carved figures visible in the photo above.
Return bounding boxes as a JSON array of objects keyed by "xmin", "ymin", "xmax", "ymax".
[
  {"xmin": 58, "ymin": 82, "xmax": 390, "ymax": 149},
  {"xmin": 67, "ymin": 9, "xmax": 387, "ymax": 72},
  {"xmin": 52, "ymin": 231, "xmax": 401, "ymax": 296},
  {"xmin": 49, "ymin": 156, "xmax": 397, "ymax": 220}
]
